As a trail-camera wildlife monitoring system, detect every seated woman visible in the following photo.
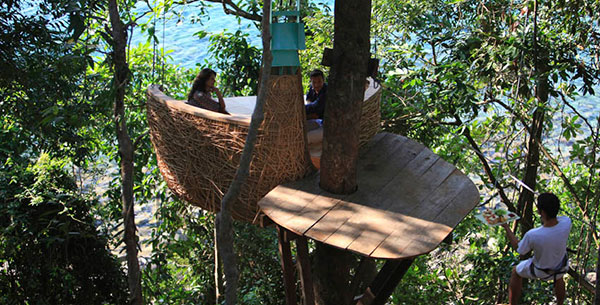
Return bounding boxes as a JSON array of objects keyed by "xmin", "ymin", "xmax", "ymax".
[{"xmin": 186, "ymin": 68, "xmax": 229, "ymax": 114}]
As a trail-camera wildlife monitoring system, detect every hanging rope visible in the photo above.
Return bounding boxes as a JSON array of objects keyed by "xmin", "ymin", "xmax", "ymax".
[
  {"xmin": 151, "ymin": 9, "xmax": 157, "ymax": 82},
  {"xmin": 160, "ymin": 5, "xmax": 166, "ymax": 85},
  {"xmin": 371, "ymin": 0, "xmax": 381, "ymax": 89}
]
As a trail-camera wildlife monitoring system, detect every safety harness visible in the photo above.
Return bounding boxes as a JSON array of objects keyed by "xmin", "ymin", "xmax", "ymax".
[{"xmin": 529, "ymin": 254, "xmax": 569, "ymax": 281}]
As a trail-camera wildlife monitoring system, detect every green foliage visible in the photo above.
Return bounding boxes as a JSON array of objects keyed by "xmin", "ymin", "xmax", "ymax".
[
  {"xmin": 390, "ymin": 255, "xmax": 454, "ymax": 304},
  {"xmin": 207, "ymin": 30, "xmax": 261, "ymax": 97},
  {"xmin": 0, "ymin": 0, "xmax": 104, "ymax": 165},
  {"xmin": 3, "ymin": 0, "xmax": 599, "ymax": 304},
  {"xmin": 142, "ymin": 205, "xmax": 216, "ymax": 303},
  {"xmin": 299, "ymin": 5, "xmax": 332, "ymax": 87},
  {"xmin": 0, "ymin": 155, "xmax": 128, "ymax": 304},
  {"xmin": 235, "ymin": 224, "xmax": 285, "ymax": 305}
]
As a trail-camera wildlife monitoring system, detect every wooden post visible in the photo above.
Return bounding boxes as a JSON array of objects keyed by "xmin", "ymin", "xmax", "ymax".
[
  {"xmin": 296, "ymin": 237, "xmax": 315, "ymax": 305},
  {"xmin": 349, "ymin": 257, "xmax": 377, "ymax": 302},
  {"xmin": 357, "ymin": 258, "xmax": 414, "ymax": 305},
  {"xmin": 278, "ymin": 225, "xmax": 297, "ymax": 305}
]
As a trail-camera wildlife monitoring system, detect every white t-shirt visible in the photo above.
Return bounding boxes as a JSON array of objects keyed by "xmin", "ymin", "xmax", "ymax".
[{"xmin": 517, "ymin": 216, "xmax": 571, "ymax": 269}]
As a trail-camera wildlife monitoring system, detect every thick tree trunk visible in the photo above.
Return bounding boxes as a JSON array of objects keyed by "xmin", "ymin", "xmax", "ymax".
[
  {"xmin": 313, "ymin": 243, "xmax": 356, "ymax": 305},
  {"xmin": 107, "ymin": 1, "xmax": 143, "ymax": 304},
  {"xmin": 215, "ymin": 1, "xmax": 271, "ymax": 304},
  {"xmin": 320, "ymin": 0, "xmax": 372, "ymax": 194},
  {"xmin": 314, "ymin": 1, "xmax": 372, "ymax": 304}
]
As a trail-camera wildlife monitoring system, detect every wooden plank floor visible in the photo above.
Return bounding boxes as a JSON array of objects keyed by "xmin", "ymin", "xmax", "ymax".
[{"xmin": 258, "ymin": 132, "xmax": 480, "ymax": 259}]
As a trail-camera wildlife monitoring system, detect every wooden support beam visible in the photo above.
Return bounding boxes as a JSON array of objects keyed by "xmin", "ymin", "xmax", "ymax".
[
  {"xmin": 296, "ymin": 236, "xmax": 315, "ymax": 305},
  {"xmin": 254, "ymin": 213, "xmax": 275, "ymax": 228},
  {"xmin": 357, "ymin": 258, "xmax": 414, "ymax": 305},
  {"xmin": 350, "ymin": 257, "xmax": 376, "ymax": 301},
  {"xmin": 278, "ymin": 225, "xmax": 298, "ymax": 305},
  {"xmin": 284, "ymin": 228, "xmax": 300, "ymax": 243}
]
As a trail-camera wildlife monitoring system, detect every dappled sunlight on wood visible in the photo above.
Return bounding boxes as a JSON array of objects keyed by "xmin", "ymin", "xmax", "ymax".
[{"xmin": 260, "ymin": 132, "xmax": 480, "ymax": 259}]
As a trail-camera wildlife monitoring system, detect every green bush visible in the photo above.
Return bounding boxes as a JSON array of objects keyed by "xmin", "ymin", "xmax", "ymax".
[{"xmin": 0, "ymin": 155, "xmax": 128, "ymax": 304}]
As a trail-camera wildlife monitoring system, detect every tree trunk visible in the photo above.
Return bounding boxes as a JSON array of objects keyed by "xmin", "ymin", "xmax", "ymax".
[
  {"xmin": 107, "ymin": 0, "xmax": 143, "ymax": 304},
  {"xmin": 320, "ymin": 0, "xmax": 372, "ymax": 194},
  {"xmin": 214, "ymin": 224, "xmax": 223, "ymax": 304},
  {"xmin": 215, "ymin": 1, "xmax": 271, "ymax": 304},
  {"xmin": 595, "ymin": 244, "xmax": 600, "ymax": 304},
  {"xmin": 516, "ymin": 2, "xmax": 549, "ymax": 235},
  {"xmin": 313, "ymin": 243, "xmax": 356, "ymax": 305},
  {"xmin": 314, "ymin": 0, "xmax": 372, "ymax": 304},
  {"xmin": 516, "ymin": 106, "xmax": 544, "ymax": 235}
]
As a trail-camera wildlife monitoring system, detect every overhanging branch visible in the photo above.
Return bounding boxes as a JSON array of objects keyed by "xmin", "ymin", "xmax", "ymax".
[
  {"xmin": 173, "ymin": 0, "xmax": 261, "ymax": 21},
  {"xmin": 454, "ymin": 115, "xmax": 517, "ymax": 213}
]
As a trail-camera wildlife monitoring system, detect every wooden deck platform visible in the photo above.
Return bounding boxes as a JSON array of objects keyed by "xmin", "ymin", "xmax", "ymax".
[{"xmin": 259, "ymin": 132, "xmax": 480, "ymax": 259}]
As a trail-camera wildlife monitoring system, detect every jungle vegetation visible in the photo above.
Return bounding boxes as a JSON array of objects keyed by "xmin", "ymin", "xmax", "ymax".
[{"xmin": 1, "ymin": 0, "xmax": 599, "ymax": 303}]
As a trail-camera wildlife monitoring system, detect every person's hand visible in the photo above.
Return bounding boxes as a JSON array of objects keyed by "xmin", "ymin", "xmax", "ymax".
[{"xmin": 212, "ymin": 87, "xmax": 223, "ymax": 98}]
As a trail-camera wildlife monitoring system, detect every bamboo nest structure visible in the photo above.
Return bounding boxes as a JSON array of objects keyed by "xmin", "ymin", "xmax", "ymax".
[{"xmin": 146, "ymin": 75, "xmax": 382, "ymax": 223}]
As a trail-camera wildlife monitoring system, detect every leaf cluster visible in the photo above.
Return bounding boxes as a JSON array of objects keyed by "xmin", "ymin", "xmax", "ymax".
[{"xmin": 0, "ymin": 155, "xmax": 128, "ymax": 304}]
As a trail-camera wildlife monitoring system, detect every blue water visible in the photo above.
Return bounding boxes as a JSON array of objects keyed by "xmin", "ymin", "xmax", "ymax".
[
  {"xmin": 129, "ymin": 1, "xmax": 333, "ymax": 69},
  {"xmin": 129, "ymin": 2, "xmax": 264, "ymax": 69}
]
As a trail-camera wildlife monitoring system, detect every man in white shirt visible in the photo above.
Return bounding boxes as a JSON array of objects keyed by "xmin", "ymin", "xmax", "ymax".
[{"xmin": 501, "ymin": 192, "xmax": 571, "ymax": 305}]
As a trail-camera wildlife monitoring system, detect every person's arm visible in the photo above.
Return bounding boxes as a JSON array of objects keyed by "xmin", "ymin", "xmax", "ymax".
[
  {"xmin": 212, "ymin": 87, "xmax": 226, "ymax": 112},
  {"xmin": 306, "ymin": 91, "xmax": 326, "ymax": 119},
  {"xmin": 305, "ymin": 87, "xmax": 314, "ymax": 103},
  {"xmin": 501, "ymin": 223, "xmax": 520, "ymax": 251}
]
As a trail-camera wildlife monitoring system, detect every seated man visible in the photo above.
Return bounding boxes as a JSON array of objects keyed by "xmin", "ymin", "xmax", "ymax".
[
  {"xmin": 305, "ymin": 69, "xmax": 327, "ymax": 130},
  {"xmin": 501, "ymin": 192, "xmax": 571, "ymax": 305}
]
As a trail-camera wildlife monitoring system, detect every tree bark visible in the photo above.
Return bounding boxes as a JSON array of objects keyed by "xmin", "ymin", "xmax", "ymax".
[
  {"xmin": 214, "ymin": 224, "xmax": 223, "ymax": 304},
  {"xmin": 107, "ymin": 0, "xmax": 143, "ymax": 304},
  {"xmin": 313, "ymin": 243, "xmax": 357, "ymax": 305},
  {"xmin": 215, "ymin": 1, "xmax": 271, "ymax": 304},
  {"xmin": 314, "ymin": 0, "xmax": 372, "ymax": 304},
  {"xmin": 320, "ymin": 0, "xmax": 372, "ymax": 194}
]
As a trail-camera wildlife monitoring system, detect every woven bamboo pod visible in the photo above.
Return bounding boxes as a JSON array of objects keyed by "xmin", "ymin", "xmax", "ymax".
[
  {"xmin": 147, "ymin": 74, "xmax": 312, "ymax": 223},
  {"xmin": 358, "ymin": 80, "xmax": 382, "ymax": 146},
  {"xmin": 147, "ymin": 75, "xmax": 383, "ymax": 222}
]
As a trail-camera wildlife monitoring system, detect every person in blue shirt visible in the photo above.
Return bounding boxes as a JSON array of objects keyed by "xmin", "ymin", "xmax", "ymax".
[{"xmin": 305, "ymin": 69, "xmax": 327, "ymax": 123}]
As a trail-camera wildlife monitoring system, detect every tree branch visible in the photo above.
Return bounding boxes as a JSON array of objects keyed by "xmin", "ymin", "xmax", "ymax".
[
  {"xmin": 173, "ymin": 0, "xmax": 261, "ymax": 21},
  {"xmin": 219, "ymin": 0, "xmax": 261, "ymax": 21},
  {"xmin": 568, "ymin": 266, "xmax": 596, "ymax": 296},
  {"xmin": 133, "ymin": 131, "xmax": 149, "ymax": 150},
  {"xmin": 493, "ymin": 98, "xmax": 599, "ymax": 243},
  {"xmin": 216, "ymin": 0, "xmax": 271, "ymax": 303},
  {"xmin": 454, "ymin": 115, "xmax": 517, "ymax": 212},
  {"xmin": 558, "ymin": 91, "xmax": 596, "ymax": 138}
]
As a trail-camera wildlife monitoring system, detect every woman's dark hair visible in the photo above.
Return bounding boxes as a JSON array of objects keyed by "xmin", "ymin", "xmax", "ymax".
[
  {"xmin": 537, "ymin": 192, "xmax": 560, "ymax": 218},
  {"xmin": 187, "ymin": 68, "xmax": 217, "ymax": 101}
]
